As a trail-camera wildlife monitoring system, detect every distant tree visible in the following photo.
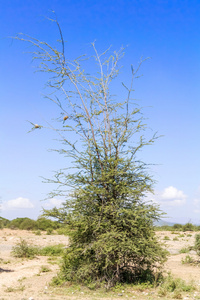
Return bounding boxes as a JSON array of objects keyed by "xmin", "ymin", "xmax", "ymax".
[{"xmin": 15, "ymin": 18, "xmax": 167, "ymax": 288}]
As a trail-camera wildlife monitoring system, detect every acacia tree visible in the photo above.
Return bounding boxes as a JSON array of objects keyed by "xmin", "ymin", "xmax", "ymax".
[{"xmin": 16, "ymin": 19, "xmax": 167, "ymax": 287}]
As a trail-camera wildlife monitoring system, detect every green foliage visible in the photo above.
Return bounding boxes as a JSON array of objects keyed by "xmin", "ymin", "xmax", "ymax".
[
  {"xmin": 5, "ymin": 216, "xmax": 60, "ymax": 231},
  {"xmin": 183, "ymin": 223, "xmax": 194, "ymax": 231},
  {"xmin": 194, "ymin": 233, "xmax": 200, "ymax": 255},
  {"xmin": 181, "ymin": 255, "xmax": 194, "ymax": 264},
  {"xmin": 35, "ymin": 230, "xmax": 41, "ymax": 235},
  {"xmin": 36, "ymin": 217, "xmax": 60, "ymax": 231},
  {"xmin": 179, "ymin": 247, "xmax": 189, "ymax": 254},
  {"xmin": 19, "ymin": 218, "xmax": 37, "ymax": 230},
  {"xmin": 39, "ymin": 244, "xmax": 65, "ymax": 256},
  {"xmin": 178, "ymin": 234, "xmax": 185, "ymax": 238},
  {"xmin": 16, "ymin": 19, "xmax": 167, "ymax": 288},
  {"xmin": 11, "ymin": 239, "xmax": 39, "ymax": 259},
  {"xmin": 8, "ymin": 218, "xmax": 33, "ymax": 230},
  {"xmin": 0, "ymin": 217, "xmax": 10, "ymax": 228},
  {"xmin": 11, "ymin": 239, "xmax": 65, "ymax": 259},
  {"xmin": 158, "ymin": 273, "xmax": 195, "ymax": 297},
  {"xmin": 39, "ymin": 265, "xmax": 52, "ymax": 273},
  {"xmin": 56, "ymin": 226, "xmax": 72, "ymax": 235},
  {"xmin": 172, "ymin": 224, "xmax": 183, "ymax": 230}
]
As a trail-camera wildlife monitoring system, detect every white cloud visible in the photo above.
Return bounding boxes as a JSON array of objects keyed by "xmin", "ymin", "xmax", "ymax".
[
  {"xmin": 161, "ymin": 186, "xmax": 186, "ymax": 200},
  {"xmin": 149, "ymin": 186, "xmax": 187, "ymax": 207},
  {"xmin": 42, "ymin": 198, "xmax": 63, "ymax": 208},
  {"xmin": 2, "ymin": 197, "xmax": 34, "ymax": 210}
]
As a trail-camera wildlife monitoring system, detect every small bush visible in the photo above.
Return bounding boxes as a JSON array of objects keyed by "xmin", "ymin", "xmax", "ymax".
[
  {"xmin": 56, "ymin": 226, "xmax": 72, "ymax": 236},
  {"xmin": 181, "ymin": 255, "xmax": 194, "ymax": 264},
  {"xmin": 40, "ymin": 265, "xmax": 51, "ymax": 273},
  {"xmin": 36, "ymin": 217, "xmax": 59, "ymax": 231},
  {"xmin": 195, "ymin": 233, "xmax": 200, "ymax": 255},
  {"xmin": 20, "ymin": 218, "xmax": 37, "ymax": 230},
  {"xmin": 0, "ymin": 217, "xmax": 10, "ymax": 228},
  {"xmin": 178, "ymin": 234, "xmax": 185, "ymax": 238},
  {"xmin": 172, "ymin": 224, "xmax": 183, "ymax": 231},
  {"xmin": 187, "ymin": 234, "xmax": 192, "ymax": 237},
  {"xmin": 35, "ymin": 230, "xmax": 41, "ymax": 235},
  {"xmin": 46, "ymin": 228, "xmax": 53, "ymax": 235},
  {"xmin": 179, "ymin": 248, "xmax": 189, "ymax": 254},
  {"xmin": 164, "ymin": 236, "xmax": 170, "ymax": 240},
  {"xmin": 173, "ymin": 237, "xmax": 179, "ymax": 241},
  {"xmin": 158, "ymin": 273, "xmax": 195, "ymax": 297},
  {"xmin": 11, "ymin": 239, "xmax": 39, "ymax": 259},
  {"xmin": 39, "ymin": 244, "xmax": 65, "ymax": 256},
  {"xmin": 183, "ymin": 223, "xmax": 194, "ymax": 232}
]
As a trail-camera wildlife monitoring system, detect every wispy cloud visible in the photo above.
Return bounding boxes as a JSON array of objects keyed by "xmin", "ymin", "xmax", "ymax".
[{"xmin": 2, "ymin": 197, "xmax": 34, "ymax": 210}]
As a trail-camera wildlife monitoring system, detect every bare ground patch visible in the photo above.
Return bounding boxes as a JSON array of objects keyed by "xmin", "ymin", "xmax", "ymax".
[{"xmin": 1, "ymin": 229, "xmax": 200, "ymax": 299}]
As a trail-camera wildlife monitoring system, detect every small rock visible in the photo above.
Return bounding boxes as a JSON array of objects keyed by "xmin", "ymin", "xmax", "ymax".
[{"xmin": 118, "ymin": 293, "xmax": 123, "ymax": 296}]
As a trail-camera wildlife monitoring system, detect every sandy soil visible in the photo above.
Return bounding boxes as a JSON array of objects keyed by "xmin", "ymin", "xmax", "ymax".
[{"xmin": 1, "ymin": 229, "xmax": 200, "ymax": 300}]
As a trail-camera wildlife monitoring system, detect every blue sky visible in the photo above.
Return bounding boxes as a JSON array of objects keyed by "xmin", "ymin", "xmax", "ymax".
[{"xmin": 1, "ymin": 0, "xmax": 200, "ymax": 223}]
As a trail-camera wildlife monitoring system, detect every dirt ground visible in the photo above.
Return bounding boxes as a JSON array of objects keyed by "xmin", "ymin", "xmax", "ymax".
[{"xmin": 1, "ymin": 229, "xmax": 200, "ymax": 300}]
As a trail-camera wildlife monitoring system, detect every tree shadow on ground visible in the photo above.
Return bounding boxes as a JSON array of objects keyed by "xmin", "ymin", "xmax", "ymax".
[{"xmin": 0, "ymin": 267, "xmax": 14, "ymax": 273}]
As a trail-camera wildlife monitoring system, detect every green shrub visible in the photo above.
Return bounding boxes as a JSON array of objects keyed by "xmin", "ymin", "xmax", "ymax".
[
  {"xmin": 183, "ymin": 223, "xmax": 194, "ymax": 232},
  {"xmin": 11, "ymin": 239, "xmax": 39, "ymax": 259},
  {"xmin": 0, "ymin": 217, "xmax": 10, "ymax": 228},
  {"xmin": 181, "ymin": 255, "xmax": 194, "ymax": 264},
  {"xmin": 172, "ymin": 224, "xmax": 183, "ymax": 231},
  {"xmin": 164, "ymin": 236, "xmax": 170, "ymax": 240},
  {"xmin": 56, "ymin": 226, "xmax": 72, "ymax": 236},
  {"xmin": 178, "ymin": 234, "xmax": 185, "ymax": 238},
  {"xmin": 36, "ymin": 217, "xmax": 59, "ymax": 231},
  {"xmin": 39, "ymin": 244, "xmax": 65, "ymax": 256},
  {"xmin": 194, "ymin": 233, "xmax": 200, "ymax": 255},
  {"xmin": 20, "ymin": 218, "xmax": 37, "ymax": 230},
  {"xmin": 179, "ymin": 247, "xmax": 189, "ymax": 254},
  {"xmin": 40, "ymin": 265, "xmax": 51, "ymax": 273},
  {"xmin": 35, "ymin": 230, "xmax": 41, "ymax": 235},
  {"xmin": 158, "ymin": 273, "xmax": 195, "ymax": 297}
]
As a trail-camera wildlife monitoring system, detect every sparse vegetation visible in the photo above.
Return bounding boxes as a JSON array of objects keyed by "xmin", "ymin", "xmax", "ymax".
[
  {"xmin": 11, "ymin": 239, "xmax": 65, "ymax": 259},
  {"xmin": 11, "ymin": 239, "xmax": 39, "ymax": 259},
  {"xmin": 195, "ymin": 233, "xmax": 200, "ymax": 255},
  {"xmin": 39, "ymin": 244, "xmax": 65, "ymax": 256},
  {"xmin": 179, "ymin": 247, "xmax": 189, "ymax": 254},
  {"xmin": 40, "ymin": 265, "xmax": 52, "ymax": 273},
  {"xmin": 181, "ymin": 255, "xmax": 194, "ymax": 264},
  {"xmin": 5, "ymin": 285, "xmax": 25, "ymax": 292},
  {"xmin": 158, "ymin": 273, "xmax": 195, "ymax": 298}
]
